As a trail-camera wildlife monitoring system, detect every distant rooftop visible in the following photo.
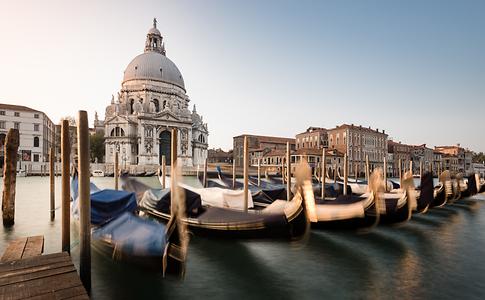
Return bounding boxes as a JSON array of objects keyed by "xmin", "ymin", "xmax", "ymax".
[
  {"xmin": 0, "ymin": 103, "xmax": 41, "ymax": 113},
  {"xmin": 233, "ymin": 134, "xmax": 295, "ymax": 144}
]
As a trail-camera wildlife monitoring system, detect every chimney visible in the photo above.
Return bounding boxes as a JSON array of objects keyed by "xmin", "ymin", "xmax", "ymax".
[{"xmin": 383, "ymin": 130, "xmax": 385, "ymax": 134}]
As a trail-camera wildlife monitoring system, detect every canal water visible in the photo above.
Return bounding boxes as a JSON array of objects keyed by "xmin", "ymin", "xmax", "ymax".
[{"xmin": 1, "ymin": 176, "xmax": 485, "ymax": 299}]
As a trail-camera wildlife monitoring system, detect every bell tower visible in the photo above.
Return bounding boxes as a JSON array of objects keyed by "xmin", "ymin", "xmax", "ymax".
[{"xmin": 144, "ymin": 18, "xmax": 166, "ymax": 55}]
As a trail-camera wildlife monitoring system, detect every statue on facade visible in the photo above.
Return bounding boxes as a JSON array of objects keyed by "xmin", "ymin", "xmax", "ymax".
[
  {"xmin": 149, "ymin": 101, "xmax": 156, "ymax": 113},
  {"xmin": 144, "ymin": 138, "xmax": 153, "ymax": 154},
  {"xmin": 133, "ymin": 100, "xmax": 143, "ymax": 114}
]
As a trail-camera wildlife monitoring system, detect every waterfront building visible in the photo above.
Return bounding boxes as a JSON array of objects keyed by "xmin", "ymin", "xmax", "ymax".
[
  {"xmin": 386, "ymin": 152, "xmax": 394, "ymax": 177},
  {"xmin": 464, "ymin": 150, "xmax": 473, "ymax": 174},
  {"xmin": 411, "ymin": 144, "xmax": 434, "ymax": 174},
  {"xmin": 0, "ymin": 103, "xmax": 55, "ymax": 172},
  {"xmin": 435, "ymin": 145, "xmax": 466, "ymax": 173},
  {"xmin": 207, "ymin": 148, "xmax": 233, "ymax": 164},
  {"xmin": 233, "ymin": 134, "xmax": 295, "ymax": 167},
  {"xmin": 433, "ymin": 151, "xmax": 443, "ymax": 176},
  {"xmin": 472, "ymin": 163, "xmax": 485, "ymax": 178},
  {"xmin": 292, "ymin": 148, "xmax": 344, "ymax": 173},
  {"xmin": 295, "ymin": 127, "xmax": 328, "ymax": 150},
  {"xmin": 101, "ymin": 19, "xmax": 208, "ymax": 169},
  {"xmin": 328, "ymin": 124, "xmax": 388, "ymax": 176},
  {"xmin": 388, "ymin": 140, "xmax": 413, "ymax": 176}
]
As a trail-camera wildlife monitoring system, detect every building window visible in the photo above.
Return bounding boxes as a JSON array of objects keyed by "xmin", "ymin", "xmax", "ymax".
[
  {"xmin": 34, "ymin": 124, "xmax": 39, "ymax": 131},
  {"xmin": 0, "ymin": 111, "xmax": 5, "ymax": 115},
  {"xmin": 34, "ymin": 114, "xmax": 39, "ymax": 119},
  {"xmin": 14, "ymin": 122, "xmax": 20, "ymax": 130},
  {"xmin": 110, "ymin": 127, "xmax": 125, "ymax": 137},
  {"xmin": 0, "ymin": 121, "xmax": 5, "ymax": 129},
  {"xmin": 33, "ymin": 154, "xmax": 39, "ymax": 162},
  {"xmin": 33, "ymin": 136, "xmax": 39, "ymax": 147},
  {"xmin": 14, "ymin": 112, "xmax": 20, "ymax": 117}
]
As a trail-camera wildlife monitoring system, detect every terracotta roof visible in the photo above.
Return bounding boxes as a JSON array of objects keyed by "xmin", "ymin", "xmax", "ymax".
[
  {"xmin": 296, "ymin": 127, "xmax": 327, "ymax": 135},
  {"xmin": 234, "ymin": 134, "xmax": 295, "ymax": 144},
  {"xmin": 0, "ymin": 103, "xmax": 41, "ymax": 113},
  {"xmin": 293, "ymin": 148, "xmax": 343, "ymax": 156},
  {"xmin": 263, "ymin": 149, "xmax": 287, "ymax": 157},
  {"xmin": 329, "ymin": 123, "xmax": 388, "ymax": 136}
]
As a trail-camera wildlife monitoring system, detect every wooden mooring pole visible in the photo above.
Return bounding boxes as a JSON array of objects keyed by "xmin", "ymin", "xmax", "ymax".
[
  {"xmin": 257, "ymin": 158, "xmax": 261, "ymax": 187},
  {"xmin": 384, "ymin": 156, "xmax": 387, "ymax": 192},
  {"xmin": 61, "ymin": 120, "xmax": 70, "ymax": 253},
  {"xmin": 114, "ymin": 152, "xmax": 119, "ymax": 190},
  {"xmin": 399, "ymin": 158, "xmax": 403, "ymax": 187},
  {"xmin": 365, "ymin": 155, "xmax": 370, "ymax": 183},
  {"xmin": 161, "ymin": 155, "xmax": 166, "ymax": 189},
  {"xmin": 203, "ymin": 157, "xmax": 208, "ymax": 188},
  {"xmin": 420, "ymin": 160, "xmax": 423, "ymax": 178},
  {"xmin": 49, "ymin": 129, "xmax": 55, "ymax": 220},
  {"xmin": 286, "ymin": 142, "xmax": 291, "ymax": 201},
  {"xmin": 232, "ymin": 160, "xmax": 236, "ymax": 189},
  {"xmin": 321, "ymin": 148, "xmax": 326, "ymax": 199},
  {"xmin": 281, "ymin": 158, "xmax": 285, "ymax": 184},
  {"xmin": 343, "ymin": 154, "xmax": 348, "ymax": 196},
  {"xmin": 171, "ymin": 128, "xmax": 178, "ymax": 214},
  {"xmin": 77, "ymin": 111, "xmax": 91, "ymax": 293},
  {"xmin": 243, "ymin": 136, "xmax": 249, "ymax": 213},
  {"xmin": 2, "ymin": 129, "xmax": 19, "ymax": 226}
]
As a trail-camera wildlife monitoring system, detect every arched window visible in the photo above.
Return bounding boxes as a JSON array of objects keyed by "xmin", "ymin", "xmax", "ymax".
[
  {"xmin": 152, "ymin": 99, "xmax": 159, "ymax": 112},
  {"xmin": 33, "ymin": 136, "xmax": 39, "ymax": 147},
  {"xmin": 198, "ymin": 134, "xmax": 205, "ymax": 143},
  {"xmin": 110, "ymin": 127, "xmax": 125, "ymax": 137},
  {"xmin": 129, "ymin": 99, "xmax": 134, "ymax": 114}
]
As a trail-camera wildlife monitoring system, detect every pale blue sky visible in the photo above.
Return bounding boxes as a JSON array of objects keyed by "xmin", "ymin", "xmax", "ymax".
[{"xmin": 0, "ymin": 0, "xmax": 484, "ymax": 151}]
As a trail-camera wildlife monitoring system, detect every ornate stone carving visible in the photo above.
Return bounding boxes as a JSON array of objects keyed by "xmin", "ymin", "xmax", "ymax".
[
  {"xmin": 145, "ymin": 138, "xmax": 153, "ymax": 153},
  {"xmin": 180, "ymin": 128, "xmax": 188, "ymax": 155},
  {"xmin": 133, "ymin": 100, "xmax": 143, "ymax": 114}
]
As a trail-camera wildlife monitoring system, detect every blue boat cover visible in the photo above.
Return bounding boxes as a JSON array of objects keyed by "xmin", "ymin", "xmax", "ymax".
[
  {"xmin": 71, "ymin": 175, "xmax": 137, "ymax": 225},
  {"xmin": 92, "ymin": 212, "xmax": 167, "ymax": 257}
]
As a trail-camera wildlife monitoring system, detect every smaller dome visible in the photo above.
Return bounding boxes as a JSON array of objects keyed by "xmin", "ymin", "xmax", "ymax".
[{"xmin": 148, "ymin": 27, "xmax": 161, "ymax": 36}]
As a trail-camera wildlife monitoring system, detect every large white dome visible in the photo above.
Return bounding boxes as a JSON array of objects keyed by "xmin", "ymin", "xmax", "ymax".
[{"xmin": 122, "ymin": 51, "xmax": 185, "ymax": 90}]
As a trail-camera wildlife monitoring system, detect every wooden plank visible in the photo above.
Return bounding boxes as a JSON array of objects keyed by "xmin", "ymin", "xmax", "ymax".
[
  {"xmin": 54, "ymin": 285, "xmax": 89, "ymax": 299},
  {"xmin": 0, "ymin": 253, "xmax": 69, "ymax": 273},
  {"xmin": 1, "ymin": 238, "xmax": 27, "ymax": 262},
  {"xmin": 0, "ymin": 271, "xmax": 84, "ymax": 299},
  {"xmin": 0, "ymin": 265, "xmax": 76, "ymax": 287},
  {"xmin": 65, "ymin": 295, "xmax": 90, "ymax": 300},
  {"xmin": 22, "ymin": 236, "xmax": 44, "ymax": 259},
  {"xmin": 0, "ymin": 261, "xmax": 74, "ymax": 285}
]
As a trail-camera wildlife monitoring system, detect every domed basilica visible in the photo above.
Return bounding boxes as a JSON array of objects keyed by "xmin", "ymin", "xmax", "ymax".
[{"xmin": 98, "ymin": 19, "xmax": 208, "ymax": 168}]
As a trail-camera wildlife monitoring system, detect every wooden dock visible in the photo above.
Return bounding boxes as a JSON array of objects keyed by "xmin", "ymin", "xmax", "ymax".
[{"xmin": 0, "ymin": 236, "xmax": 88, "ymax": 299}]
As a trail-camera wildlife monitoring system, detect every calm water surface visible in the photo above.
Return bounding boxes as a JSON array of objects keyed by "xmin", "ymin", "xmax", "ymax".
[{"xmin": 1, "ymin": 176, "xmax": 485, "ymax": 299}]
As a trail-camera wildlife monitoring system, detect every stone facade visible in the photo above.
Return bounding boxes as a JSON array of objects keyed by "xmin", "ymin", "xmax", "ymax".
[
  {"xmin": 388, "ymin": 140, "xmax": 413, "ymax": 176},
  {"xmin": 328, "ymin": 124, "xmax": 388, "ymax": 175},
  {"xmin": 0, "ymin": 103, "xmax": 55, "ymax": 172},
  {"xmin": 102, "ymin": 19, "xmax": 208, "ymax": 168},
  {"xmin": 233, "ymin": 134, "xmax": 295, "ymax": 167},
  {"xmin": 295, "ymin": 127, "xmax": 328, "ymax": 150}
]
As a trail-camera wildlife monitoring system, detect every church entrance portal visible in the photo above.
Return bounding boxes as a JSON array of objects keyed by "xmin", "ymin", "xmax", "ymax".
[{"xmin": 159, "ymin": 131, "xmax": 171, "ymax": 165}]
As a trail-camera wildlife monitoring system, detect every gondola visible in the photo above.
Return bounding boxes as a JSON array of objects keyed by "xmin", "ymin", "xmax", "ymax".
[
  {"xmin": 122, "ymin": 174, "xmax": 309, "ymax": 239},
  {"xmin": 144, "ymin": 171, "xmax": 157, "ymax": 177},
  {"xmin": 457, "ymin": 174, "xmax": 478, "ymax": 199},
  {"xmin": 365, "ymin": 170, "xmax": 416, "ymax": 225},
  {"xmin": 309, "ymin": 192, "xmax": 378, "ymax": 230},
  {"xmin": 70, "ymin": 172, "xmax": 186, "ymax": 276}
]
